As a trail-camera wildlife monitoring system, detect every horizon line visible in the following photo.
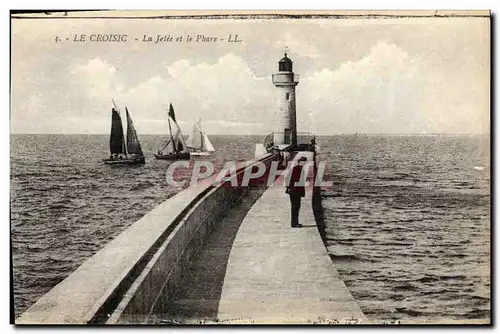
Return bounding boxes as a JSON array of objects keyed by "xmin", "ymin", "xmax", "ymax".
[{"xmin": 9, "ymin": 132, "xmax": 490, "ymax": 136}]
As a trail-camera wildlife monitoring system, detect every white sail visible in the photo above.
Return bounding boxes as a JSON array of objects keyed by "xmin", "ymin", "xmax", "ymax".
[
  {"xmin": 186, "ymin": 118, "xmax": 215, "ymax": 152},
  {"xmin": 186, "ymin": 121, "xmax": 203, "ymax": 149},
  {"xmin": 185, "ymin": 131, "xmax": 194, "ymax": 147},
  {"xmin": 202, "ymin": 133, "xmax": 215, "ymax": 152}
]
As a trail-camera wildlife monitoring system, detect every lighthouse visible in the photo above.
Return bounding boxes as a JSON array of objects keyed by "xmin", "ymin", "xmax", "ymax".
[{"xmin": 272, "ymin": 52, "xmax": 299, "ymax": 147}]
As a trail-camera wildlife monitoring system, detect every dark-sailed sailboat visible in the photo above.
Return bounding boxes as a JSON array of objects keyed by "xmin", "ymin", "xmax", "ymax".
[
  {"xmin": 154, "ymin": 103, "xmax": 190, "ymax": 160},
  {"xmin": 103, "ymin": 102, "xmax": 145, "ymax": 165}
]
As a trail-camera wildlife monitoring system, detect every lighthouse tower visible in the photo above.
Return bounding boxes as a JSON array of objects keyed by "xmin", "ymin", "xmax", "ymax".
[{"xmin": 272, "ymin": 52, "xmax": 299, "ymax": 147}]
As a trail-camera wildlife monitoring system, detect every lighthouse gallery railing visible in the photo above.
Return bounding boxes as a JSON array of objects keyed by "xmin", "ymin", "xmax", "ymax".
[{"xmin": 264, "ymin": 131, "xmax": 316, "ymax": 152}]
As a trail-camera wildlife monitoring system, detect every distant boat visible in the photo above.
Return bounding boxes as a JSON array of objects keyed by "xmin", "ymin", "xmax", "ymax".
[
  {"xmin": 103, "ymin": 101, "xmax": 145, "ymax": 165},
  {"xmin": 154, "ymin": 103, "xmax": 190, "ymax": 160},
  {"xmin": 186, "ymin": 118, "xmax": 215, "ymax": 156}
]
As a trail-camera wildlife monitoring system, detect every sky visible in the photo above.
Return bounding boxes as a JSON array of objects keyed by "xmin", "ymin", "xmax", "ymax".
[{"xmin": 11, "ymin": 14, "xmax": 490, "ymax": 135}]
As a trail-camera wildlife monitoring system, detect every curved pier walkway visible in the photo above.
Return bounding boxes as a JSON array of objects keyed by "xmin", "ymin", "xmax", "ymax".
[{"xmin": 154, "ymin": 152, "xmax": 366, "ymax": 324}]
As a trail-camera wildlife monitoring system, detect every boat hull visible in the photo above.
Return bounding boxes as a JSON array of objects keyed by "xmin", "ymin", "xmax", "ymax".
[
  {"xmin": 103, "ymin": 156, "xmax": 145, "ymax": 165},
  {"xmin": 190, "ymin": 151, "xmax": 211, "ymax": 156},
  {"xmin": 154, "ymin": 152, "xmax": 190, "ymax": 160}
]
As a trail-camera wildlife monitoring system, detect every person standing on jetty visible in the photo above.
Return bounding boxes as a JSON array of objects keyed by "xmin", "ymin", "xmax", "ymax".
[
  {"xmin": 310, "ymin": 138, "xmax": 316, "ymax": 153},
  {"xmin": 286, "ymin": 157, "xmax": 308, "ymax": 228}
]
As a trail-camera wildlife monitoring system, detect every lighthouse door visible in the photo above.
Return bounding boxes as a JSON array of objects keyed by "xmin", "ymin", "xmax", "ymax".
[{"xmin": 284, "ymin": 128, "xmax": 291, "ymax": 144}]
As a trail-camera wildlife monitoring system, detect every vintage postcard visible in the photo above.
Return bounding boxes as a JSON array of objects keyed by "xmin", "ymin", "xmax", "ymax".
[{"xmin": 10, "ymin": 10, "xmax": 490, "ymax": 325}]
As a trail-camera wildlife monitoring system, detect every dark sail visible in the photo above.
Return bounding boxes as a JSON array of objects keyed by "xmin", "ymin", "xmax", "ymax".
[
  {"xmin": 168, "ymin": 103, "xmax": 176, "ymax": 122},
  {"xmin": 167, "ymin": 115, "xmax": 187, "ymax": 153},
  {"xmin": 125, "ymin": 107, "xmax": 143, "ymax": 156},
  {"xmin": 110, "ymin": 108, "xmax": 125, "ymax": 155}
]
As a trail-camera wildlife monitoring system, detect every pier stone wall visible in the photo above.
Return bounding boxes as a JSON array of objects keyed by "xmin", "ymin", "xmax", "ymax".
[{"xmin": 16, "ymin": 153, "xmax": 277, "ymax": 325}]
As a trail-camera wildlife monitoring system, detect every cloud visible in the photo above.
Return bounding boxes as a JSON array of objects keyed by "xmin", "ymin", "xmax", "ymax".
[
  {"xmin": 70, "ymin": 58, "xmax": 119, "ymax": 99},
  {"xmin": 297, "ymin": 40, "xmax": 490, "ymax": 135},
  {"xmin": 11, "ymin": 18, "xmax": 489, "ymax": 135},
  {"xmin": 164, "ymin": 53, "xmax": 275, "ymax": 127},
  {"xmin": 57, "ymin": 54, "xmax": 277, "ymax": 134},
  {"xmin": 120, "ymin": 53, "xmax": 276, "ymax": 134},
  {"xmin": 34, "ymin": 45, "xmax": 450, "ymax": 135},
  {"xmin": 166, "ymin": 53, "xmax": 272, "ymax": 109},
  {"xmin": 300, "ymin": 41, "xmax": 434, "ymax": 134},
  {"xmin": 13, "ymin": 38, "xmax": 488, "ymax": 136}
]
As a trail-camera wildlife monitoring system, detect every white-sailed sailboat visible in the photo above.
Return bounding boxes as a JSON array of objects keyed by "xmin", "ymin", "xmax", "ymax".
[{"xmin": 186, "ymin": 118, "xmax": 215, "ymax": 156}]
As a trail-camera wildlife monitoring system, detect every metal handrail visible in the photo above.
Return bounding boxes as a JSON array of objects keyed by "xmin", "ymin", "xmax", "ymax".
[{"xmin": 264, "ymin": 132, "xmax": 316, "ymax": 152}]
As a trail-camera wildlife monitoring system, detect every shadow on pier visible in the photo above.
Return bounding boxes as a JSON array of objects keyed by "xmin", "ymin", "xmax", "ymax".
[
  {"xmin": 150, "ymin": 186, "xmax": 267, "ymax": 323},
  {"xmin": 312, "ymin": 185, "xmax": 327, "ymax": 242},
  {"xmin": 311, "ymin": 152, "xmax": 327, "ymax": 243}
]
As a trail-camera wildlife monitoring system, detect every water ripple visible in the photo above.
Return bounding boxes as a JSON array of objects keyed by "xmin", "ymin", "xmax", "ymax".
[
  {"xmin": 11, "ymin": 134, "xmax": 261, "ymax": 317},
  {"xmin": 321, "ymin": 135, "xmax": 490, "ymax": 323}
]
